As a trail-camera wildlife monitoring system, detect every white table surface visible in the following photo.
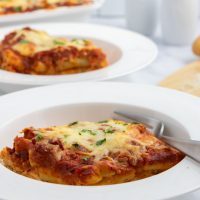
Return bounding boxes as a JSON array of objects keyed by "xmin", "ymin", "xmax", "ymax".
[{"xmin": 91, "ymin": 16, "xmax": 200, "ymax": 200}]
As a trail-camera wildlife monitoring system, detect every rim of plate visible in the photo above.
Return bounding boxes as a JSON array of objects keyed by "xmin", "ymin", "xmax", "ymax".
[
  {"xmin": 0, "ymin": 82, "xmax": 200, "ymax": 200},
  {"xmin": 0, "ymin": 0, "xmax": 105, "ymax": 23},
  {"xmin": 0, "ymin": 23, "xmax": 157, "ymax": 85}
]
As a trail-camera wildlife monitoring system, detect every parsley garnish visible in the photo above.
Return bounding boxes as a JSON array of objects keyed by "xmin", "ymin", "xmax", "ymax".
[
  {"xmin": 54, "ymin": 40, "xmax": 65, "ymax": 45},
  {"xmin": 19, "ymin": 40, "xmax": 29, "ymax": 44},
  {"xmin": 72, "ymin": 143, "xmax": 80, "ymax": 148},
  {"xmin": 131, "ymin": 121, "xmax": 140, "ymax": 124},
  {"xmin": 96, "ymin": 138, "xmax": 106, "ymax": 146},
  {"xmin": 71, "ymin": 39, "xmax": 88, "ymax": 45},
  {"xmin": 82, "ymin": 156, "xmax": 90, "ymax": 161},
  {"xmin": 79, "ymin": 129, "xmax": 97, "ymax": 136},
  {"xmin": 83, "ymin": 39, "xmax": 90, "ymax": 45},
  {"xmin": 35, "ymin": 134, "xmax": 44, "ymax": 141},
  {"xmin": 104, "ymin": 126, "xmax": 115, "ymax": 134},
  {"xmin": 13, "ymin": 6, "xmax": 22, "ymax": 12},
  {"xmin": 98, "ymin": 120, "xmax": 108, "ymax": 123},
  {"xmin": 71, "ymin": 39, "xmax": 79, "ymax": 43},
  {"xmin": 68, "ymin": 121, "xmax": 78, "ymax": 126}
]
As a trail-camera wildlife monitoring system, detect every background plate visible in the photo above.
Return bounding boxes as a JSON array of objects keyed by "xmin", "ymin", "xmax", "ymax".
[
  {"xmin": 0, "ymin": 23, "xmax": 157, "ymax": 92},
  {"xmin": 0, "ymin": 0, "xmax": 105, "ymax": 25}
]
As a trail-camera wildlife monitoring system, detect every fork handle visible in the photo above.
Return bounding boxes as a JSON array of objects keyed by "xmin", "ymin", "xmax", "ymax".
[{"xmin": 161, "ymin": 135, "xmax": 200, "ymax": 163}]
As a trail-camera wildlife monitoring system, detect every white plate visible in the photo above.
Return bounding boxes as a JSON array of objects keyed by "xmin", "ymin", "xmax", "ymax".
[
  {"xmin": 0, "ymin": 82, "xmax": 200, "ymax": 200},
  {"xmin": 0, "ymin": 23, "xmax": 157, "ymax": 92},
  {"xmin": 0, "ymin": 0, "xmax": 104, "ymax": 25}
]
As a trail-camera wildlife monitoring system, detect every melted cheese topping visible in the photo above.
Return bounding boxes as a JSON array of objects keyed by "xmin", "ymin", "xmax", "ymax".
[
  {"xmin": 47, "ymin": 0, "xmax": 70, "ymax": 4},
  {"xmin": 0, "ymin": 0, "xmax": 42, "ymax": 10},
  {"xmin": 0, "ymin": 0, "xmax": 87, "ymax": 11},
  {"xmin": 11, "ymin": 28, "xmax": 93, "ymax": 56},
  {"xmin": 28, "ymin": 120, "xmax": 148, "ymax": 161}
]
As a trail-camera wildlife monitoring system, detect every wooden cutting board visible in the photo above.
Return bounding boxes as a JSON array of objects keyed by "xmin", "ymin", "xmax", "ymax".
[{"xmin": 160, "ymin": 61, "xmax": 200, "ymax": 97}]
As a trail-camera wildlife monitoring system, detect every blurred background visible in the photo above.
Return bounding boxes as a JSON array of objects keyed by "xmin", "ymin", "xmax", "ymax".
[
  {"xmin": 91, "ymin": 0, "xmax": 200, "ymax": 85},
  {"xmin": 1, "ymin": 0, "xmax": 200, "ymax": 88},
  {"xmin": 95, "ymin": 0, "xmax": 200, "ymax": 32}
]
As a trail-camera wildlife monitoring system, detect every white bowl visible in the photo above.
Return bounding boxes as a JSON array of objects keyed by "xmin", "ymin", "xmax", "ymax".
[
  {"xmin": 0, "ymin": 0, "xmax": 105, "ymax": 25},
  {"xmin": 0, "ymin": 82, "xmax": 200, "ymax": 200},
  {"xmin": 0, "ymin": 23, "xmax": 157, "ymax": 93},
  {"xmin": 0, "ymin": 103, "xmax": 189, "ymax": 147}
]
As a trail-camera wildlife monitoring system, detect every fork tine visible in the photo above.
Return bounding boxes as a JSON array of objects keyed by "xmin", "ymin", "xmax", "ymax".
[
  {"xmin": 114, "ymin": 111, "xmax": 165, "ymax": 137},
  {"xmin": 114, "ymin": 111, "xmax": 154, "ymax": 128}
]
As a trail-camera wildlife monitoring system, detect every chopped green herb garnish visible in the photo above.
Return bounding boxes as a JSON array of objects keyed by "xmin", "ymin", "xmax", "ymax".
[
  {"xmin": 96, "ymin": 138, "xmax": 106, "ymax": 146},
  {"xmin": 83, "ymin": 39, "xmax": 90, "ymax": 45},
  {"xmin": 104, "ymin": 126, "xmax": 115, "ymax": 134},
  {"xmin": 53, "ymin": 40, "xmax": 65, "ymax": 45},
  {"xmin": 71, "ymin": 39, "xmax": 87, "ymax": 45},
  {"xmin": 63, "ymin": 134, "xmax": 68, "ymax": 138},
  {"xmin": 131, "ymin": 121, "xmax": 140, "ymax": 124},
  {"xmin": 82, "ymin": 156, "xmax": 90, "ymax": 161},
  {"xmin": 72, "ymin": 143, "xmax": 80, "ymax": 148},
  {"xmin": 71, "ymin": 39, "xmax": 79, "ymax": 42},
  {"xmin": 35, "ymin": 134, "xmax": 44, "ymax": 141},
  {"xmin": 13, "ymin": 6, "xmax": 22, "ymax": 12},
  {"xmin": 19, "ymin": 40, "xmax": 29, "ymax": 44},
  {"xmin": 98, "ymin": 120, "xmax": 108, "ymax": 123},
  {"xmin": 68, "ymin": 121, "xmax": 78, "ymax": 126},
  {"xmin": 79, "ymin": 129, "xmax": 97, "ymax": 136}
]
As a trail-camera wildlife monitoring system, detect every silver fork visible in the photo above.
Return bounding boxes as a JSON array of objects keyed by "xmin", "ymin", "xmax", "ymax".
[{"xmin": 114, "ymin": 111, "xmax": 200, "ymax": 163}]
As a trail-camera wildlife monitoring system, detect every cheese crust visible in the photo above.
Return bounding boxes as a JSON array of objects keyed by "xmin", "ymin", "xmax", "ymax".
[
  {"xmin": 0, "ymin": 120, "xmax": 184, "ymax": 185},
  {"xmin": 0, "ymin": 27, "xmax": 108, "ymax": 75},
  {"xmin": 0, "ymin": 0, "xmax": 92, "ymax": 15}
]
